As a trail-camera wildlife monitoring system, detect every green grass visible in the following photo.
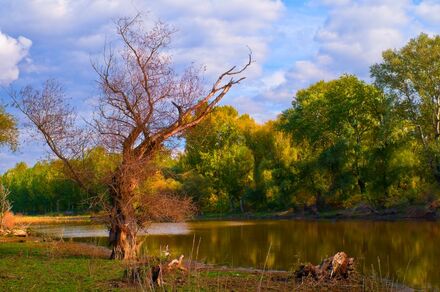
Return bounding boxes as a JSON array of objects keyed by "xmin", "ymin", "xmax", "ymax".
[
  {"xmin": 0, "ymin": 241, "xmax": 125, "ymax": 291},
  {"xmin": 0, "ymin": 238, "xmax": 403, "ymax": 291}
]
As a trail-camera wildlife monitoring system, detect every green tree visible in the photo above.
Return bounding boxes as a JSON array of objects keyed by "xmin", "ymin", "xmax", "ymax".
[
  {"xmin": 182, "ymin": 106, "xmax": 254, "ymax": 212},
  {"xmin": 245, "ymin": 121, "xmax": 297, "ymax": 209},
  {"xmin": 2, "ymin": 161, "xmax": 84, "ymax": 214},
  {"xmin": 371, "ymin": 33, "xmax": 440, "ymax": 185},
  {"xmin": 279, "ymin": 75, "xmax": 410, "ymax": 209},
  {"xmin": 180, "ymin": 106, "xmax": 299, "ymax": 212}
]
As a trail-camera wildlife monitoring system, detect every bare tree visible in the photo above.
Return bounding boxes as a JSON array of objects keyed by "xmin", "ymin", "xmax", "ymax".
[{"xmin": 12, "ymin": 15, "xmax": 251, "ymax": 260}]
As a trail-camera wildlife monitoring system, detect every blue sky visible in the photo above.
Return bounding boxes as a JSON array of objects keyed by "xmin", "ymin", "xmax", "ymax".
[{"xmin": 1, "ymin": 0, "xmax": 440, "ymax": 172}]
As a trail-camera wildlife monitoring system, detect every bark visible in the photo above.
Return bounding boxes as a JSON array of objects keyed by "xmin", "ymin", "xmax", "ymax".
[
  {"xmin": 295, "ymin": 251, "xmax": 354, "ymax": 281},
  {"xmin": 109, "ymin": 210, "xmax": 138, "ymax": 260},
  {"xmin": 108, "ymin": 167, "xmax": 139, "ymax": 260}
]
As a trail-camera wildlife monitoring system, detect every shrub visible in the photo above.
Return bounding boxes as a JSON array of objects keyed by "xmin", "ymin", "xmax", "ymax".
[
  {"xmin": 1, "ymin": 211, "xmax": 15, "ymax": 230},
  {"xmin": 0, "ymin": 184, "xmax": 14, "ymax": 230}
]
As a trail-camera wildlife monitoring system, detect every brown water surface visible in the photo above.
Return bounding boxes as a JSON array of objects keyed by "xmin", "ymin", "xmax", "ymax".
[{"xmin": 33, "ymin": 219, "xmax": 440, "ymax": 289}]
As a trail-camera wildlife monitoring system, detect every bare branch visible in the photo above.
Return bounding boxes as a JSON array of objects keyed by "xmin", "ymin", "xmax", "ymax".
[
  {"xmin": 10, "ymin": 80, "xmax": 92, "ymax": 192},
  {"xmin": 13, "ymin": 14, "xmax": 251, "ymax": 260}
]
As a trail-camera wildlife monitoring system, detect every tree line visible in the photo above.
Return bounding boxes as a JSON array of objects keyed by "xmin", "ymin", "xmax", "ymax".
[{"xmin": 2, "ymin": 33, "xmax": 440, "ymax": 216}]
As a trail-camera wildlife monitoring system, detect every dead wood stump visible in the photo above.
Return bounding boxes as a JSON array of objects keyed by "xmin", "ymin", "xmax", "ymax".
[
  {"xmin": 295, "ymin": 251, "xmax": 355, "ymax": 282},
  {"xmin": 124, "ymin": 254, "xmax": 187, "ymax": 288}
]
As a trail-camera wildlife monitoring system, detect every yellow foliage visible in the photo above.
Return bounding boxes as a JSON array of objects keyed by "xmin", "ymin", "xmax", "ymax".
[{"xmin": 342, "ymin": 194, "xmax": 364, "ymax": 209}]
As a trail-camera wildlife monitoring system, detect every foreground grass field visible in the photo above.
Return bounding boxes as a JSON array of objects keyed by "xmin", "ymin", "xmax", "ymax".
[
  {"xmin": 0, "ymin": 238, "xmax": 124, "ymax": 291},
  {"xmin": 0, "ymin": 236, "xmax": 404, "ymax": 291}
]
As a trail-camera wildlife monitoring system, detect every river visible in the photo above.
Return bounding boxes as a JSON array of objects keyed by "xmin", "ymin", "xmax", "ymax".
[{"xmin": 32, "ymin": 219, "xmax": 440, "ymax": 289}]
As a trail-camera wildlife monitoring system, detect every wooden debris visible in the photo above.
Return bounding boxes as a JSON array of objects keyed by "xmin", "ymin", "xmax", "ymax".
[
  {"xmin": 331, "ymin": 251, "xmax": 349, "ymax": 277},
  {"xmin": 124, "ymin": 252, "xmax": 189, "ymax": 288},
  {"xmin": 295, "ymin": 251, "xmax": 355, "ymax": 281},
  {"xmin": 167, "ymin": 255, "xmax": 187, "ymax": 271}
]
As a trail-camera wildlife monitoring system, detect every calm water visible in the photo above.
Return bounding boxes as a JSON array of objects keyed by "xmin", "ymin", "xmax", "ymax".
[{"xmin": 33, "ymin": 219, "xmax": 440, "ymax": 289}]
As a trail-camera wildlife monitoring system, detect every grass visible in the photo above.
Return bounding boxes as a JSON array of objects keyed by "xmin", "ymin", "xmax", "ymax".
[
  {"xmin": 0, "ymin": 237, "xmax": 125, "ymax": 291},
  {"xmin": 0, "ymin": 236, "xmax": 406, "ymax": 291},
  {"xmin": 14, "ymin": 215, "xmax": 93, "ymax": 225}
]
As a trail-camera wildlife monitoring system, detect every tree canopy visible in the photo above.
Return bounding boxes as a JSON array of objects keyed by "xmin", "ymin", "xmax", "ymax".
[
  {"xmin": 371, "ymin": 33, "xmax": 440, "ymax": 184},
  {"xmin": 2, "ymin": 32, "xmax": 440, "ymax": 223}
]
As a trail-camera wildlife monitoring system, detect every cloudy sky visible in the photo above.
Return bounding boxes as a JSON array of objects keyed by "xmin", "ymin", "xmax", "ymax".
[{"xmin": 1, "ymin": 0, "xmax": 440, "ymax": 172}]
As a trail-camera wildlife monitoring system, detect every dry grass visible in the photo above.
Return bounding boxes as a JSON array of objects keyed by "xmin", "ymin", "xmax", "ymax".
[
  {"xmin": 121, "ymin": 261, "xmax": 403, "ymax": 292},
  {"xmin": 14, "ymin": 215, "xmax": 92, "ymax": 225}
]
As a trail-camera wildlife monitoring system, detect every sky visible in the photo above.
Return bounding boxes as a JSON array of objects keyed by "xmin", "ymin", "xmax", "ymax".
[{"xmin": 1, "ymin": 0, "xmax": 440, "ymax": 172}]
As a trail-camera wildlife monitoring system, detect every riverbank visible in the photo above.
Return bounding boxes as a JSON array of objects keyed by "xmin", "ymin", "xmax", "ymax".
[
  {"xmin": 0, "ymin": 236, "xmax": 401, "ymax": 291},
  {"xmin": 14, "ymin": 214, "xmax": 92, "ymax": 225},
  {"xmin": 197, "ymin": 202, "xmax": 440, "ymax": 221},
  {"xmin": 12, "ymin": 201, "xmax": 440, "ymax": 226},
  {"xmin": 4, "ymin": 211, "xmax": 437, "ymax": 290}
]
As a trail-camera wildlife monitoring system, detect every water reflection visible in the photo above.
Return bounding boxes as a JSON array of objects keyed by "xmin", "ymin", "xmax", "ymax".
[
  {"xmin": 32, "ymin": 222, "xmax": 192, "ymax": 237},
  {"xmin": 33, "ymin": 219, "xmax": 440, "ymax": 289}
]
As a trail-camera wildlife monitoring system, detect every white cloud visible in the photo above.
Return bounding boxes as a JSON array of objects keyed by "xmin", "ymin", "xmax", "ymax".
[
  {"xmin": 262, "ymin": 0, "xmax": 418, "ymax": 107},
  {"xmin": 0, "ymin": 0, "xmax": 283, "ymax": 80},
  {"xmin": 313, "ymin": 1, "xmax": 411, "ymax": 76},
  {"xmin": 261, "ymin": 70, "xmax": 287, "ymax": 89},
  {"xmin": 0, "ymin": 0, "xmax": 285, "ymax": 171},
  {"xmin": 0, "ymin": 32, "xmax": 32, "ymax": 85},
  {"xmin": 312, "ymin": 0, "xmax": 351, "ymax": 6},
  {"xmin": 258, "ymin": 0, "xmax": 440, "ymax": 112},
  {"xmin": 416, "ymin": 0, "xmax": 440, "ymax": 24},
  {"xmin": 148, "ymin": 0, "xmax": 283, "ymax": 79},
  {"xmin": 0, "ymin": 0, "xmax": 129, "ymax": 37},
  {"xmin": 289, "ymin": 56, "xmax": 333, "ymax": 84}
]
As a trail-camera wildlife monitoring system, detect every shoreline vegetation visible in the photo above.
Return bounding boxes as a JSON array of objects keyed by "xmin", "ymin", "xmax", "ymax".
[
  {"xmin": 196, "ymin": 203, "xmax": 440, "ymax": 221},
  {"xmin": 14, "ymin": 214, "xmax": 92, "ymax": 225},
  {"xmin": 1, "ymin": 211, "xmax": 435, "ymax": 290},
  {"xmin": 0, "ymin": 235, "xmax": 409, "ymax": 291},
  {"xmin": 13, "ymin": 202, "xmax": 439, "ymax": 226}
]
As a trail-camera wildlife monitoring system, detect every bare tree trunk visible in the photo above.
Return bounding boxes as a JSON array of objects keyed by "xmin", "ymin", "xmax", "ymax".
[
  {"xmin": 108, "ymin": 168, "xmax": 139, "ymax": 260},
  {"xmin": 108, "ymin": 207, "xmax": 138, "ymax": 260}
]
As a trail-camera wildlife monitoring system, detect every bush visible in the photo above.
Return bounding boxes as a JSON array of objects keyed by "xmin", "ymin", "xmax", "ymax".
[
  {"xmin": 1, "ymin": 211, "xmax": 15, "ymax": 230},
  {"xmin": 0, "ymin": 184, "xmax": 14, "ymax": 230}
]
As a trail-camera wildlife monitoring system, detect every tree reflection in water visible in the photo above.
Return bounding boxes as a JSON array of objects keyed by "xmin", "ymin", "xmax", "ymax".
[{"xmin": 43, "ymin": 220, "xmax": 440, "ymax": 289}]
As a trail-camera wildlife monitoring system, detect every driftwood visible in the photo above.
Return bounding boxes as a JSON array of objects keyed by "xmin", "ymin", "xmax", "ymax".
[
  {"xmin": 151, "ymin": 254, "xmax": 187, "ymax": 286},
  {"xmin": 124, "ymin": 253, "xmax": 188, "ymax": 287},
  {"xmin": 295, "ymin": 252, "xmax": 354, "ymax": 281},
  {"xmin": 167, "ymin": 254, "xmax": 187, "ymax": 271}
]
